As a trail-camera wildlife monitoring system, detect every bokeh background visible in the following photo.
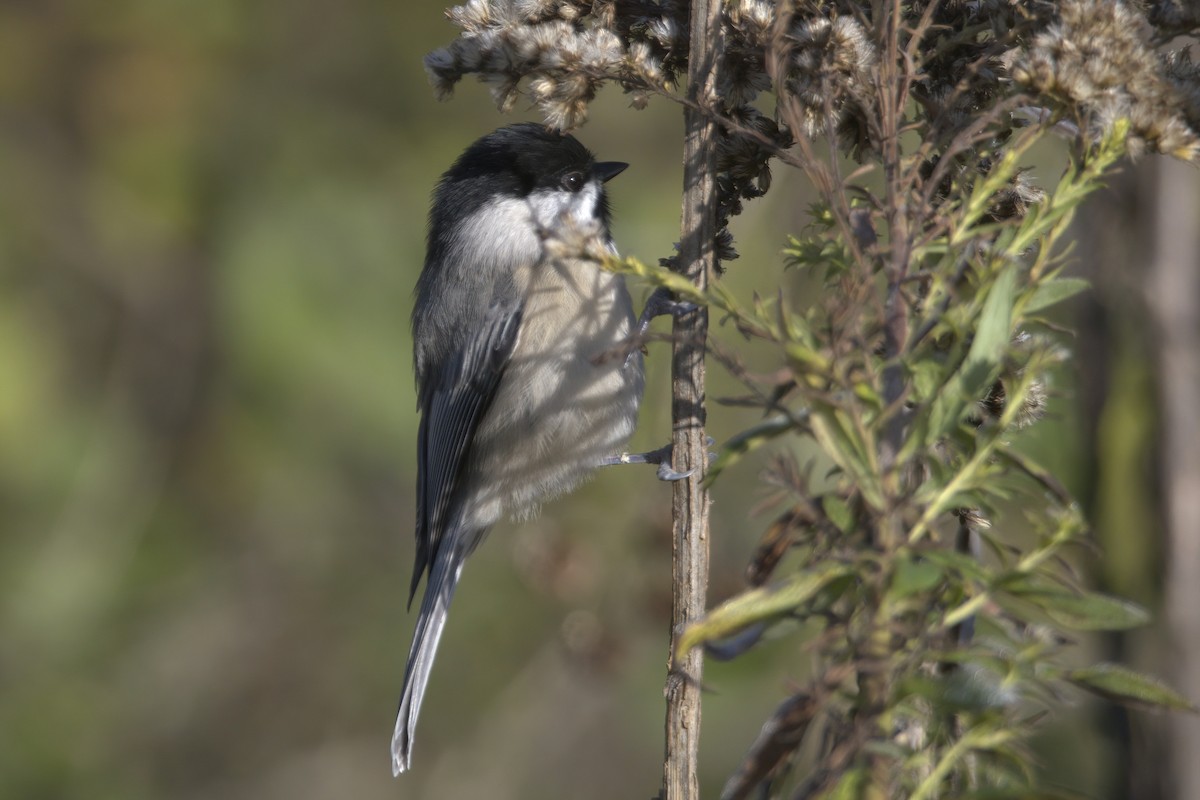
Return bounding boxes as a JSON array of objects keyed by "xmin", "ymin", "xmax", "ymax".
[{"xmin": 1, "ymin": 2, "xmax": 1196, "ymax": 799}]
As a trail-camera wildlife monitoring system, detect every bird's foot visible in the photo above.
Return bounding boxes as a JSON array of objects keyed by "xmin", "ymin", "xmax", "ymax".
[
  {"xmin": 600, "ymin": 438, "xmax": 716, "ymax": 482},
  {"xmin": 624, "ymin": 287, "xmax": 701, "ymax": 369},
  {"xmin": 639, "ymin": 286, "xmax": 699, "ymax": 331}
]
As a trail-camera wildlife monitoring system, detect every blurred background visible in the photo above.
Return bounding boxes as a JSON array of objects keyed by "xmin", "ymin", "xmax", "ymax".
[{"xmin": 0, "ymin": 2, "xmax": 1195, "ymax": 799}]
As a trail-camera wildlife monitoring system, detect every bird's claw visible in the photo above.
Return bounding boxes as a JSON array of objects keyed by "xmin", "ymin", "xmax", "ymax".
[
  {"xmin": 656, "ymin": 462, "xmax": 693, "ymax": 481},
  {"xmin": 642, "ymin": 286, "xmax": 699, "ymax": 322},
  {"xmin": 624, "ymin": 288, "xmax": 701, "ymax": 369}
]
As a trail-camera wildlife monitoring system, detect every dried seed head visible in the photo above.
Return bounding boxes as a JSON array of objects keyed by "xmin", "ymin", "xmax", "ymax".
[
  {"xmin": 782, "ymin": 14, "xmax": 877, "ymax": 147},
  {"xmin": 423, "ymin": 0, "xmax": 671, "ymax": 129},
  {"xmin": 647, "ymin": 16, "xmax": 681, "ymax": 50},
  {"xmin": 728, "ymin": 0, "xmax": 775, "ymax": 46},
  {"xmin": 989, "ymin": 168, "xmax": 1047, "ymax": 222},
  {"xmin": 1145, "ymin": 0, "xmax": 1200, "ymax": 31},
  {"xmin": 513, "ymin": 0, "xmax": 558, "ymax": 20},
  {"xmin": 1013, "ymin": 0, "xmax": 1200, "ymax": 160}
]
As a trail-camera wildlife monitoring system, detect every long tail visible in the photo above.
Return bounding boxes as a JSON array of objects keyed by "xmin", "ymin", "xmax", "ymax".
[{"xmin": 391, "ymin": 533, "xmax": 474, "ymax": 775}]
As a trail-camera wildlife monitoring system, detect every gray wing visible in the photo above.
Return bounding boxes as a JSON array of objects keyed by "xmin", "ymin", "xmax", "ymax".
[{"xmin": 408, "ymin": 301, "xmax": 523, "ymax": 605}]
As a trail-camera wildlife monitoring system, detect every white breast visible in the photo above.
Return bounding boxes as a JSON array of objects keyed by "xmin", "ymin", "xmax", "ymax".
[{"xmin": 464, "ymin": 246, "xmax": 645, "ymax": 529}]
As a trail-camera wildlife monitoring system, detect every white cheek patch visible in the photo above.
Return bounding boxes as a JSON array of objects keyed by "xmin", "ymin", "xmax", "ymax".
[
  {"xmin": 528, "ymin": 190, "xmax": 572, "ymax": 231},
  {"xmin": 528, "ymin": 180, "xmax": 605, "ymax": 231},
  {"xmin": 573, "ymin": 181, "xmax": 601, "ymax": 225}
]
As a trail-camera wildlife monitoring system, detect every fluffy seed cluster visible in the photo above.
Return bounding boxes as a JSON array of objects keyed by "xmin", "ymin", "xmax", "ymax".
[
  {"xmin": 712, "ymin": 106, "xmax": 791, "ymax": 263},
  {"xmin": 1012, "ymin": 0, "xmax": 1200, "ymax": 160},
  {"xmin": 975, "ymin": 334, "xmax": 1052, "ymax": 430},
  {"xmin": 423, "ymin": 0, "xmax": 1200, "ymax": 272},
  {"xmin": 781, "ymin": 15, "xmax": 877, "ymax": 148},
  {"xmin": 928, "ymin": 156, "xmax": 1048, "ymax": 225},
  {"xmin": 986, "ymin": 165, "xmax": 1046, "ymax": 223},
  {"xmin": 1144, "ymin": 0, "xmax": 1200, "ymax": 34},
  {"xmin": 424, "ymin": 0, "xmax": 681, "ymax": 129},
  {"xmin": 909, "ymin": 0, "xmax": 1008, "ymax": 146},
  {"xmin": 977, "ymin": 375, "xmax": 1048, "ymax": 430},
  {"xmin": 723, "ymin": 0, "xmax": 777, "ymax": 106},
  {"xmin": 1161, "ymin": 49, "xmax": 1200, "ymax": 146}
]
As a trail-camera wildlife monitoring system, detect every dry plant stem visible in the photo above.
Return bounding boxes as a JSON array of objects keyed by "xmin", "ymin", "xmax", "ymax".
[
  {"xmin": 863, "ymin": 3, "xmax": 912, "ymax": 796},
  {"xmin": 661, "ymin": 0, "xmax": 720, "ymax": 797},
  {"xmin": 877, "ymin": 0, "xmax": 913, "ymax": 486}
]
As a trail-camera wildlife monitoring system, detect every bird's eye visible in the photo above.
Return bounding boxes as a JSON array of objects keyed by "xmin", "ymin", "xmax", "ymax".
[{"xmin": 561, "ymin": 171, "xmax": 585, "ymax": 192}]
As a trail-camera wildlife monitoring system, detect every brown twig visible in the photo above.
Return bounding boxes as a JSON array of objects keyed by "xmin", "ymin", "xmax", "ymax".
[{"xmin": 660, "ymin": 0, "xmax": 721, "ymax": 797}]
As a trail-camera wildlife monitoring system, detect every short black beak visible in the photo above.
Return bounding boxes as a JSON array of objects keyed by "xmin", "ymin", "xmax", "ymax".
[{"xmin": 595, "ymin": 161, "xmax": 628, "ymax": 183}]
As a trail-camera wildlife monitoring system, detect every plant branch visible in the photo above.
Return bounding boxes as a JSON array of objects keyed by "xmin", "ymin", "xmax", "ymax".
[{"xmin": 661, "ymin": 0, "xmax": 721, "ymax": 797}]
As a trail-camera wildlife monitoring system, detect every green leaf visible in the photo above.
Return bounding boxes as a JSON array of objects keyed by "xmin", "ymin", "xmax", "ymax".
[
  {"xmin": 994, "ymin": 448, "xmax": 1074, "ymax": 506},
  {"xmin": 908, "ymin": 356, "xmax": 947, "ymax": 403},
  {"xmin": 943, "ymin": 593, "xmax": 990, "ymax": 629},
  {"xmin": 912, "ymin": 723, "xmax": 1019, "ymax": 800},
  {"xmin": 956, "ymin": 146, "xmax": 1027, "ymax": 239},
  {"xmin": 923, "ymin": 548, "xmax": 990, "ymax": 582},
  {"xmin": 676, "ymin": 562, "xmax": 854, "ymax": 656},
  {"xmin": 1004, "ymin": 586, "xmax": 1150, "ymax": 631},
  {"xmin": 783, "ymin": 232, "xmax": 850, "ymax": 275},
  {"xmin": 889, "ymin": 553, "xmax": 944, "ymax": 599},
  {"xmin": 704, "ymin": 415, "xmax": 792, "ymax": 484},
  {"xmin": 1044, "ymin": 592, "xmax": 1149, "ymax": 631},
  {"xmin": 1065, "ymin": 663, "xmax": 1197, "ymax": 712},
  {"xmin": 809, "ymin": 406, "xmax": 885, "ymax": 510},
  {"xmin": 1023, "ymin": 277, "xmax": 1090, "ymax": 314},
  {"xmin": 852, "ymin": 381, "xmax": 883, "ymax": 408},
  {"xmin": 927, "ymin": 265, "xmax": 1017, "ymax": 438},
  {"xmin": 823, "ymin": 768, "xmax": 868, "ymax": 800},
  {"xmin": 784, "ymin": 341, "xmax": 830, "ymax": 371},
  {"xmin": 958, "ymin": 789, "xmax": 1089, "ymax": 800},
  {"xmin": 821, "ymin": 494, "xmax": 853, "ymax": 533}
]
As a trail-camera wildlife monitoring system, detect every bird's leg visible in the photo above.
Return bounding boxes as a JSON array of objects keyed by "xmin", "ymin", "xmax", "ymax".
[
  {"xmin": 638, "ymin": 286, "xmax": 699, "ymax": 333},
  {"xmin": 599, "ymin": 444, "xmax": 689, "ymax": 481},
  {"xmin": 599, "ymin": 438, "xmax": 716, "ymax": 482},
  {"xmin": 624, "ymin": 287, "xmax": 699, "ymax": 369}
]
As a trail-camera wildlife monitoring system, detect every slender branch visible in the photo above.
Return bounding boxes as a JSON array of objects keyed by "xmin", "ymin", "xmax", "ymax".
[{"xmin": 661, "ymin": 0, "xmax": 721, "ymax": 797}]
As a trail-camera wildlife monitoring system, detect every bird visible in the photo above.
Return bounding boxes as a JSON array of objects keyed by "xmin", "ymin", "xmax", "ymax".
[{"xmin": 394, "ymin": 122, "xmax": 668, "ymax": 775}]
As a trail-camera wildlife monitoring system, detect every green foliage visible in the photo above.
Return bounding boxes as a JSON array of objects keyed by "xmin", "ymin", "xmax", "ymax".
[
  {"xmin": 426, "ymin": 0, "xmax": 1199, "ymax": 794},
  {"xmin": 678, "ymin": 561, "xmax": 855, "ymax": 654},
  {"xmin": 1062, "ymin": 664, "xmax": 1196, "ymax": 712},
  {"xmin": 5, "ymin": 0, "xmax": 1194, "ymax": 797},
  {"xmin": 610, "ymin": 114, "xmax": 1184, "ymax": 798}
]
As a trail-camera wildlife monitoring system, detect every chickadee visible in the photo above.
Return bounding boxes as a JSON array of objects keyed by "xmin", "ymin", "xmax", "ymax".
[{"xmin": 393, "ymin": 123, "xmax": 651, "ymax": 775}]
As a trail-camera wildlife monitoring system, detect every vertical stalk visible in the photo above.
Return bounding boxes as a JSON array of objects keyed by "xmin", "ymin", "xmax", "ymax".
[
  {"xmin": 864, "ymin": 3, "xmax": 907, "ymax": 795},
  {"xmin": 661, "ymin": 0, "xmax": 721, "ymax": 797}
]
